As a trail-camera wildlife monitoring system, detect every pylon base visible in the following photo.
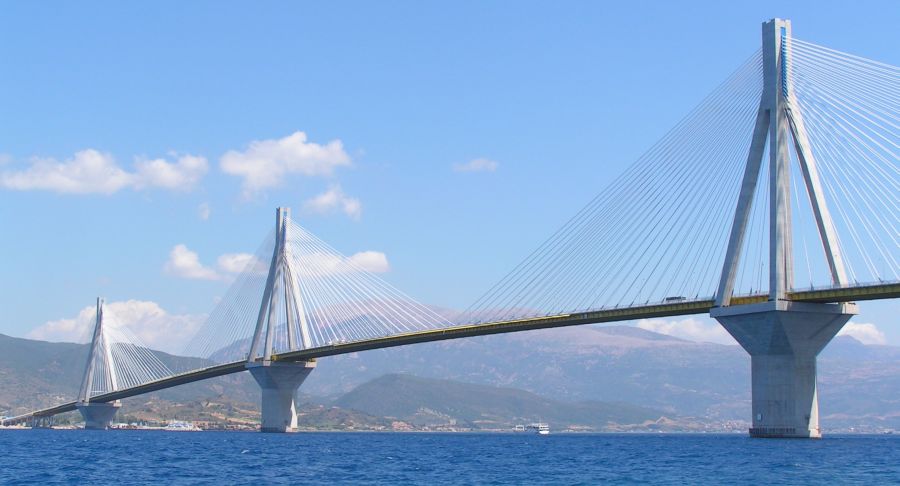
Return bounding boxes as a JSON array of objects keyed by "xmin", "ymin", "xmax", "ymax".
[{"xmin": 248, "ymin": 361, "xmax": 316, "ymax": 433}]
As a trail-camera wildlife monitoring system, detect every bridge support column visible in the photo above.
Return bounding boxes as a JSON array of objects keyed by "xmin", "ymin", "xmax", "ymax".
[
  {"xmin": 31, "ymin": 416, "xmax": 54, "ymax": 429},
  {"xmin": 712, "ymin": 301, "xmax": 856, "ymax": 438},
  {"xmin": 77, "ymin": 401, "xmax": 121, "ymax": 430},
  {"xmin": 248, "ymin": 361, "xmax": 316, "ymax": 433}
]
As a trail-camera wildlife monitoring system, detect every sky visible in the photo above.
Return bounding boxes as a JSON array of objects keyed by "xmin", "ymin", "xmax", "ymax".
[{"xmin": 1, "ymin": 1, "xmax": 897, "ymax": 350}]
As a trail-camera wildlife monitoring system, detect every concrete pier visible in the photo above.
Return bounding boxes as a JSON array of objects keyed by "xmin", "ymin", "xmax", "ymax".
[
  {"xmin": 712, "ymin": 300, "xmax": 856, "ymax": 438},
  {"xmin": 76, "ymin": 401, "xmax": 121, "ymax": 430},
  {"xmin": 248, "ymin": 361, "xmax": 316, "ymax": 433},
  {"xmin": 30, "ymin": 416, "xmax": 54, "ymax": 429}
]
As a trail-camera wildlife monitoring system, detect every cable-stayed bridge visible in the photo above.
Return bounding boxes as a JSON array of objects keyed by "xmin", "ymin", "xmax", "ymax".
[{"xmin": 4, "ymin": 18, "xmax": 898, "ymax": 438}]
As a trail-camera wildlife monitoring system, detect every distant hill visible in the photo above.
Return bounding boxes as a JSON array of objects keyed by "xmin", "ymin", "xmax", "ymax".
[
  {"xmin": 335, "ymin": 373, "xmax": 668, "ymax": 430},
  {"xmin": 0, "ymin": 333, "xmax": 260, "ymax": 416},
  {"xmin": 301, "ymin": 326, "xmax": 749, "ymax": 417},
  {"xmin": 0, "ymin": 334, "xmax": 86, "ymax": 411},
  {"xmin": 300, "ymin": 326, "xmax": 900, "ymax": 429},
  {"xmin": 3, "ymin": 324, "xmax": 899, "ymax": 431}
]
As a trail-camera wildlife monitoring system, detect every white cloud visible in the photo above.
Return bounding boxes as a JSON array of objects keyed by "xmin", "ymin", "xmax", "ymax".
[
  {"xmin": 220, "ymin": 131, "xmax": 351, "ymax": 196},
  {"xmin": 28, "ymin": 311, "xmax": 92, "ymax": 344},
  {"xmin": 197, "ymin": 202, "xmax": 211, "ymax": 221},
  {"xmin": 303, "ymin": 185, "xmax": 362, "ymax": 220},
  {"xmin": 636, "ymin": 317, "xmax": 737, "ymax": 345},
  {"xmin": 216, "ymin": 252, "xmax": 267, "ymax": 275},
  {"xmin": 134, "ymin": 154, "xmax": 208, "ymax": 191},
  {"xmin": 0, "ymin": 149, "xmax": 133, "ymax": 194},
  {"xmin": 165, "ymin": 245, "xmax": 270, "ymax": 281},
  {"xmin": 165, "ymin": 244, "xmax": 387, "ymax": 282},
  {"xmin": 347, "ymin": 251, "xmax": 390, "ymax": 273},
  {"xmin": 0, "ymin": 149, "xmax": 208, "ymax": 194},
  {"xmin": 453, "ymin": 157, "xmax": 499, "ymax": 173},
  {"xmin": 27, "ymin": 300, "xmax": 206, "ymax": 354},
  {"xmin": 838, "ymin": 322, "xmax": 887, "ymax": 345},
  {"xmin": 297, "ymin": 251, "xmax": 391, "ymax": 277},
  {"xmin": 164, "ymin": 244, "xmax": 221, "ymax": 281}
]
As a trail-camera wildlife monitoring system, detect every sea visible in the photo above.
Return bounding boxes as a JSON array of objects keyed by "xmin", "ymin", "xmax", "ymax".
[{"xmin": 0, "ymin": 430, "xmax": 898, "ymax": 484}]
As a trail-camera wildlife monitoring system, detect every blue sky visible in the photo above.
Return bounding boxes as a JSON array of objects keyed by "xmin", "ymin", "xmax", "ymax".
[{"xmin": 1, "ymin": 1, "xmax": 897, "ymax": 348}]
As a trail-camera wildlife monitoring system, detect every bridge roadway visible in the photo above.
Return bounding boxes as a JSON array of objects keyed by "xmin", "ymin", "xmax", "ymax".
[{"xmin": 4, "ymin": 282, "xmax": 897, "ymax": 426}]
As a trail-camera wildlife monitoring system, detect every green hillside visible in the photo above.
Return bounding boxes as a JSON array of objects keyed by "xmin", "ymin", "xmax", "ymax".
[
  {"xmin": 336, "ymin": 373, "xmax": 667, "ymax": 430},
  {"xmin": 4, "ymin": 326, "xmax": 899, "ymax": 432},
  {"xmin": 0, "ymin": 333, "xmax": 260, "ymax": 416}
]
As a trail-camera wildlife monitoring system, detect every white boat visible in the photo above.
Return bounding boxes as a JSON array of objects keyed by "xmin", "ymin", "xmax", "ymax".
[
  {"xmin": 526, "ymin": 423, "xmax": 550, "ymax": 435},
  {"xmin": 164, "ymin": 421, "xmax": 202, "ymax": 432}
]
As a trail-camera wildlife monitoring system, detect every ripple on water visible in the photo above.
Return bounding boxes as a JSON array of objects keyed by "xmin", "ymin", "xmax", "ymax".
[{"xmin": 0, "ymin": 431, "xmax": 898, "ymax": 485}]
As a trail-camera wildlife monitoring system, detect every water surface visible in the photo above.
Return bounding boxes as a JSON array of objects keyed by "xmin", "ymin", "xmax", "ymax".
[{"xmin": 1, "ymin": 430, "xmax": 897, "ymax": 484}]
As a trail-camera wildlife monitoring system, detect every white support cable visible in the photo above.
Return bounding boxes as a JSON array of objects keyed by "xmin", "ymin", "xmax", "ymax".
[
  {"xmin": 816, "ymin": 140, "xmax": 898, "ymax": 278},
  {"xmin": 289, "ymin": 246, "xmax": 382, "ymax": 343},
  {"xmin": 151, "ymin": 34, "xmax": 896, "ymax": 386},
  {"xmin": 459, "ymin": 49, "xmax": 763, "ymax": 322},
  {"xmin": 585, "ymin": 81, "xmax": 757, "ymax": 307},
  {"xmin": 632, "ymin": 85, "xmax": 760, "ymax": 302},
  {"xmin": 797, "ymin": 99, "xmax": 898, "ymax": 221},
  {"xmin": 789, "ymin": 50, "xmax": 900, "ymax": 89},
  {"xmin": 790, "ymin": 160, "xmax": 816, "ymax": 288},
  {"xmin": 805, "ymin": 114, "xmax": 890, "ymax": 280},
  {"xmin": 790, "ymin": 66, "xmax": 900, "ymax": 116},
  {"xmin": 790, "ymin": 39, "xmax": 900, "ymax": 81},
  {"xmin": 797, "ymin": 89, "xmax": 899, "ymax": 274},
  {"xmin": 290, "ymin": 222, "xmax": 452, "ymax": 332},
  {"xmin": 292, "ymin": 255, "xmax": 340, "ymax": 346},
  {"xmin": 667, "ymin": 142, "xmax": 751, "ymax": 299},
  {"xmin": 79, "ymin": 303, "xmax": 175, "ymax": 397},
  {"xmin": 179, "ymin": 231, "xmax": 276, "ymax": 362},
  {"xmin": 198, "ymin": 216, "xmax": 455, "ymax": 353},
  {"xmin": 778, "ymin": 36, "xmax": 896, "ymax": 289},
  {"xmin": 458, "ymin": 51, "xmax": 765, "ymax": 322},
  {"xmin": 790, "ymin": 71, "xmax": 900, "ymax": 136},
  {"xmin": 282, "ymin": 248, "xmax": 311, "ymax": 349},
  {"xmin": 795, "ymin": 79, "xmax": 899, "ymax": 165}
]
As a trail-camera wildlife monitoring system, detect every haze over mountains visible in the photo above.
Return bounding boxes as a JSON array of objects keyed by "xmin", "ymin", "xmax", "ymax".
[
  {"xmin": 2, "ymin": 325, "xmax": 898, "ymax": 432},
  {"xmin": 0, "ymin": 333, "xmax": 258, "ymax": 412},
  {"xmin": 299, "ymin": 326, "xmax": 900, "ymax": 430}
]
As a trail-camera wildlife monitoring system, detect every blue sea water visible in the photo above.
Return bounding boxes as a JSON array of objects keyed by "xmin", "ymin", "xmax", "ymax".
[{"xmin": 0, "ymin": 430, "xmax": 898, "ymax": 484}]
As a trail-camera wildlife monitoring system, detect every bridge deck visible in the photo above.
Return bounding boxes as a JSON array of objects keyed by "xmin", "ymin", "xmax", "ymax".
[
  {"xmin": 4, "ymin": 282, "xmax": 895, "ymax": 425},
  {"xmin": 271, "ymin": 282, "xmax": 897, "ymax": 362}
]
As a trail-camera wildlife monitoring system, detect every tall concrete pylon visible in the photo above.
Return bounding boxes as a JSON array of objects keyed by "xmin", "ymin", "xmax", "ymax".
[
  {"xmin": 76, "ymin": 298, "xmax": 122, "ymax": 430},
  {"xmin": 712, "ymin": 18, "xmax": 857, "ymax": 438},
  {"xmin": 246, "ymin": 207, "xmax": 316, "ymax": 433}
]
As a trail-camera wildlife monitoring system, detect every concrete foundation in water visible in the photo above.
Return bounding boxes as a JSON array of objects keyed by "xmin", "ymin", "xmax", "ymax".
[
  {"xmin": 713, "ymin": 300, "xmax": 856, "ymax": 438},
  {"xmin": 248, "ymin": 361, "xmax": 316, "ymax": 433},
  {"xmin": 76, "ymin": 401, "xmax": 121, "ymax": 430}
]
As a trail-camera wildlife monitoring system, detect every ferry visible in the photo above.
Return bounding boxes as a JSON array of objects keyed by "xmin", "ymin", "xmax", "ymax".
[
  {"xmin": 164, "ymin": 421, "xmax": 203, "ymax": 432},
  {"xmin": 527, "ymin": 423, "xmax": 550, "ymax": 435},
  {"xmin": 111, "ymin": 421, "xmax": 203, "ymax": 431}
]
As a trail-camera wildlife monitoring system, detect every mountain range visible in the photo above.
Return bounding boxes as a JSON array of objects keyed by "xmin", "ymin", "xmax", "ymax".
[
  {"xmin": 2, "ymin": 324, "xmax": 898, "ymax": 431},
  {"xmin": 299, "ymin": 325, "xmax": 900, "ymax": 429}
]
